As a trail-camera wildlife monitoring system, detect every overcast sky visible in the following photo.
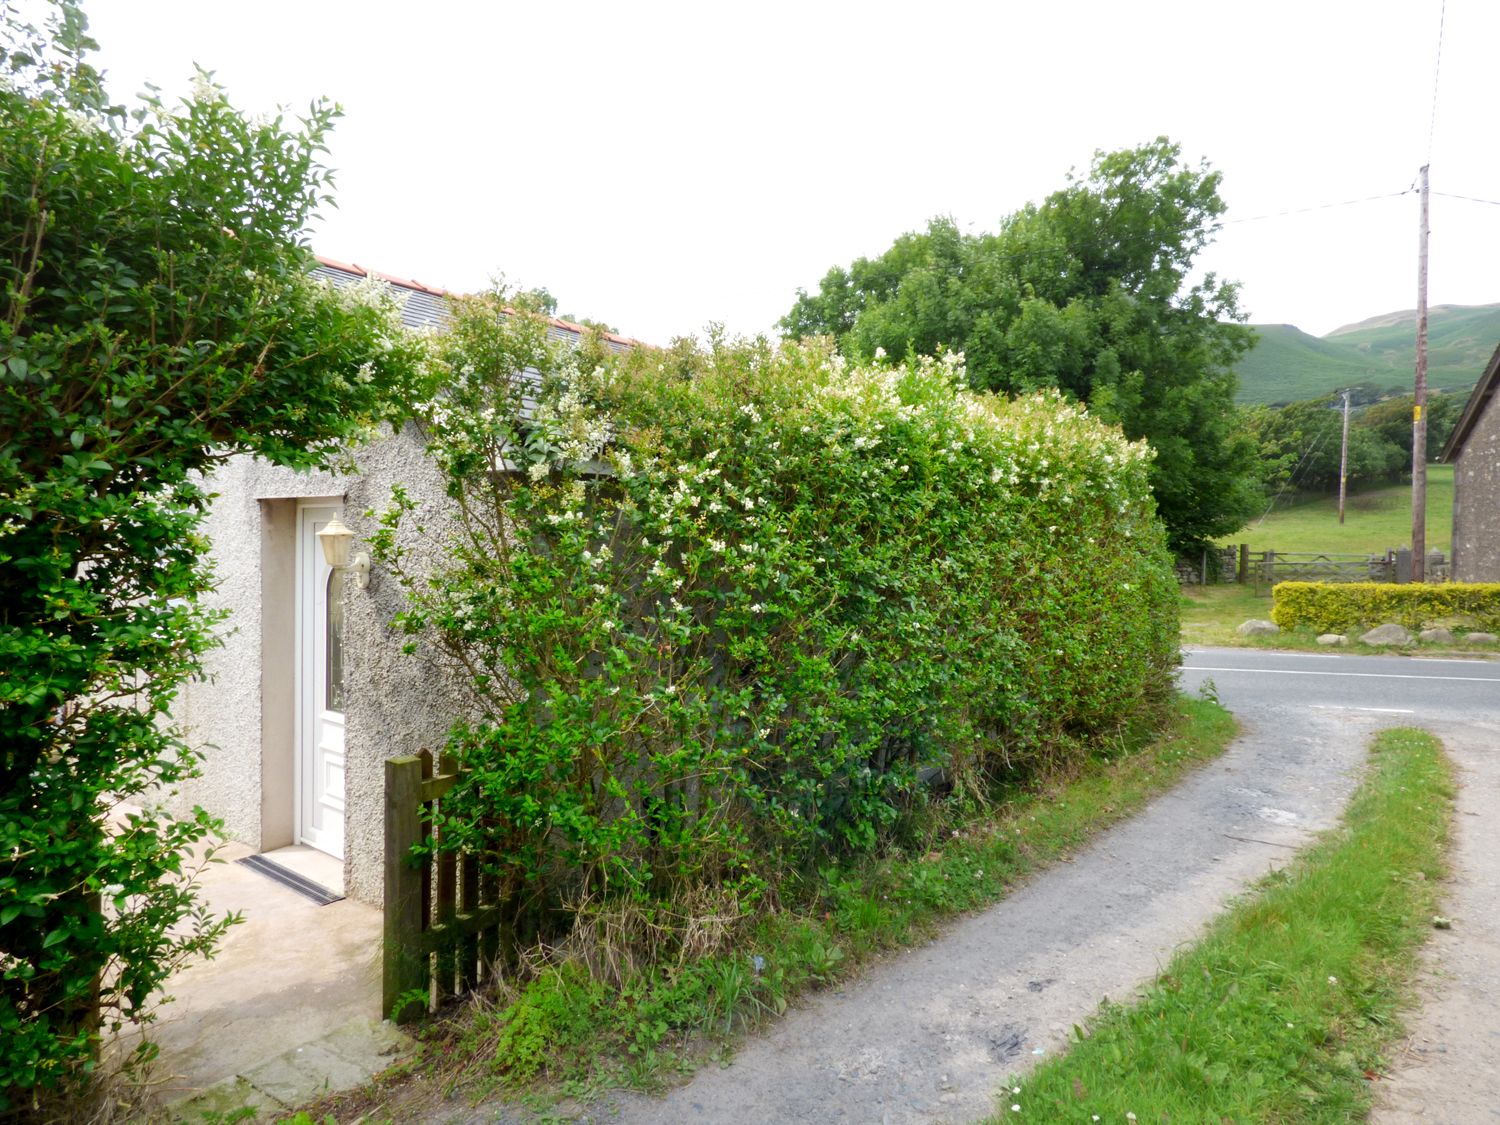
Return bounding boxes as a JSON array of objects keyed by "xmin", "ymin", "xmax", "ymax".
[{"xmin": 78, "ymin": 0, "xmax": 1500, "ymax": 346}]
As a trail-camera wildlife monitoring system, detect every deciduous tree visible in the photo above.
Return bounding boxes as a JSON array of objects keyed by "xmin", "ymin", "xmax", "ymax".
[{"xmin": 782, "ymin": 139, "xmax": 1260, "ymax": 552}]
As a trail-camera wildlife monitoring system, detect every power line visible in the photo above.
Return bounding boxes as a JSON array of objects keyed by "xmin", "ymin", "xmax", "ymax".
[
  {"xmin": 1222, "ymin": 190, "xmax": 1413, "ymax": 226},
  {"xmin": 1426, "ymin": 0, "xmax": 1447, "ymax": 165},
  {"xmin": 1253, "ymin": 425, "xmax": 1333, "ymax": 527},
  {"xmin": 1433, "ymin": 190, "xmax": 1500, "ymax": 207}
]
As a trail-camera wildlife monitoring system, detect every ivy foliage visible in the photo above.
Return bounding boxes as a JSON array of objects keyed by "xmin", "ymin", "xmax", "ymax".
[
  {"xmin": 0, "ymin": 3, "xmax": 428, "ymax": 1109},
  {"xmin": 781, "ymin": 138, "xmax": 1261, "ymax": 554},
  {"xmin": 376, "ymin": 300, "xmax": 1180, "ymax": 968}
]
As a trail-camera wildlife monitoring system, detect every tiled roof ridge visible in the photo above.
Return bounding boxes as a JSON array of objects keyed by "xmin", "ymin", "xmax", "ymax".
[{"xmin": 314, "ymin": 254, "xmax": 646, "ymax": 349}]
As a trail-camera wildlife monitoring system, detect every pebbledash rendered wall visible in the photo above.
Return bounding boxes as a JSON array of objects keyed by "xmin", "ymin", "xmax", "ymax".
[
  {"xmin": 168, "ymin": 259, "xmax": 637, "ymax": 905},
  {"xmin": 170, "ymin": 423, "xmax": 471, "ymax": 905},
  {"xmin": 1452, "ymin": 384, "xmax": 1500, "ymax": 582}
]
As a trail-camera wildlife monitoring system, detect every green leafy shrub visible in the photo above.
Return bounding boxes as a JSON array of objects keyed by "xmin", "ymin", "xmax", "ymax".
[
  {"xmin": 490, "ymin": 965, "xmax": 606, "ymax": 1084},
  {"xmin": 376, "ymin": 301, "xmax": 1179, "ymax": 973},
  {"xmin": 1272, "ymin": 581, "xmax": 1500, "ymax": 634},
  {"xmin": 0, "ymin": 4, "xmax": 427, "ymax": 1111}
]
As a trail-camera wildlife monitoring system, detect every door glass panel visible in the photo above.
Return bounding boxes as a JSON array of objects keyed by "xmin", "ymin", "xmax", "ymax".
[{"xmin": 326, "ymin": 566, "xmax": 345, "ymax": 712}]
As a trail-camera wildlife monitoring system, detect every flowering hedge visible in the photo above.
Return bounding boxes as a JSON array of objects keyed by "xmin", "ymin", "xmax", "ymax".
[{"xmin": 376, "ymin": 305, "xmax": 1178, "ymax": 957}]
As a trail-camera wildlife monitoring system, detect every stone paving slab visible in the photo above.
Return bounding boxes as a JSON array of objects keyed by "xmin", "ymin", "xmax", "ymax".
[{"xmin": 168, "ymin": 1017, "xmax": 411, "ymax": 1120}]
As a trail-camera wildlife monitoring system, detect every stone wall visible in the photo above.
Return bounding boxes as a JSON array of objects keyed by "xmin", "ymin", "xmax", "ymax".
[{"xmin": 1453, "ymin": 394, "xmax": 1500, "ymax": 582}]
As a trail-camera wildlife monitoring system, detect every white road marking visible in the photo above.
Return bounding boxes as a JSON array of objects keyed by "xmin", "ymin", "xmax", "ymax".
[
  {"xmin": 1310, "ymin": 704, "xmax": 1416, "ymax": 714},
  {"xmin": 1185, "ymin": 665, "xmax": 1500, "ymax": 684}
]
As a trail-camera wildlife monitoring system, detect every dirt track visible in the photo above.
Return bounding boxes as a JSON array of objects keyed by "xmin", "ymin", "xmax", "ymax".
[{"xmin": 1371, "ymin": 715, "xmax": 1500, "ymax": 1123}]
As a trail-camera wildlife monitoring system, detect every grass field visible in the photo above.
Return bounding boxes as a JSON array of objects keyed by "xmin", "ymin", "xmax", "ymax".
[{"xmin": 1223, "ymin": 463, "xmax": 1452, "ymax": 556}]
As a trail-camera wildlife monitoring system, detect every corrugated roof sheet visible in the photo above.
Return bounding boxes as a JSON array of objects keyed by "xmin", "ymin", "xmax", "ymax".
[{"xmin": 312, "ymin": 256, "xmax": 644, "ymax": 428}]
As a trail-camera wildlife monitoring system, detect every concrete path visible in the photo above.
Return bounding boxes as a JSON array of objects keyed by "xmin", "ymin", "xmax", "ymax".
[
  {"xmin": 175, "ymin": 645, "xmax": 1489, "ymax": 1124},
  {"xmin": 132, "ymin": 841, "xmax": 412, "ymax": 1119}
]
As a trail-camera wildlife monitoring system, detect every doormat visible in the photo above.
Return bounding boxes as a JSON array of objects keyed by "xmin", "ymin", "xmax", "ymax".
[{"xmin": 236, "ymin": 854, "xmax": 344, "ymax": 906}]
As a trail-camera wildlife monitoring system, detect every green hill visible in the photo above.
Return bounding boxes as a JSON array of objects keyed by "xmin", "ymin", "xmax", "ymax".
[{"xmin": 1232, "ymin": 303, "xmax": 1500, "ymax": 405}]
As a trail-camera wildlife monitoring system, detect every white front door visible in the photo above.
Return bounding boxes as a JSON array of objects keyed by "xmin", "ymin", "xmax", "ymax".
[{"xmin": 297, "ymin": 503, "xmax": 346, "ymax": 859}]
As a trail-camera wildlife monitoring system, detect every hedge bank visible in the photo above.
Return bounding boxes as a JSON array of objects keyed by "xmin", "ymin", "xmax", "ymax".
[{"xmin": 376, "ymin": 310, "xmax": 1180, "ymax": 963}]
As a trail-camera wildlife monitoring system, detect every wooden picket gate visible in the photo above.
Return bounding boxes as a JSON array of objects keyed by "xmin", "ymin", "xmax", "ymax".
[{"xmin": 383, "ymin": 749, "xmax": 503, "ymax": 1022}]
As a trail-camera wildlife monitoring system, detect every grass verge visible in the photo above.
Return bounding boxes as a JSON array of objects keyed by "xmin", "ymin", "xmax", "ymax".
[
  {"xmin": 1180, "ymin": 585, "xmax": 1500, "ymax": 655},
  {"xmin": 995, "ymin": 727, "xmax": 1453, "ymax": 1123},
  {"xmin": 298, "ymin": 696, "xmax": 1236, "ymax": 1122},
  {"xmin": 1180, "ymin": 585, "xmax": 1277, "ymax": 648}
]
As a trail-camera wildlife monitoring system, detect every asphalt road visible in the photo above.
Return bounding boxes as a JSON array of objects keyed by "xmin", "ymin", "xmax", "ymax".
[{"xmin": 1180, "ymin": 645, "xmax": 1500, "ymax": 723}]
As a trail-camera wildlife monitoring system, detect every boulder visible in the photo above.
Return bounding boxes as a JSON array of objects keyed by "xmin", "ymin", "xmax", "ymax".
[
  {"xmin": 1316, "ymin": 633, "xmax": 1348, "ymax": 647},
  {"xmin": 1418, "ymin": 627, "xmax": 1455, "ymax": 645},
  {"xmin": 1360, "ymin": 623, "xmax": 1413, "ymax": 647},
  {"xmin": 1465, "ymin": 632, "xmax": 1498, "ymax": 646},
  {"xmin": 1237, "ymin": 619, "xmax": 1280, "ymax": 637}
]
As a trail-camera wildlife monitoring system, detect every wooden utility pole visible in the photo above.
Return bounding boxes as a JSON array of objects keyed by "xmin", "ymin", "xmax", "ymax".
[
  {"xmin": 1337, "ymin": 390, "xmax": 1351, "ymax": 525},
  {"xmin": 1412, "ymin": 165, "xmax": 1430, "ymax": 581}
]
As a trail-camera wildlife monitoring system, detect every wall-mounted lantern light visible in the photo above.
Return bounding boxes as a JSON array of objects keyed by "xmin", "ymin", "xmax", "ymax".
[{"xmin": 316, "ymin": 514, "xmax": 370, "ymax": 589}]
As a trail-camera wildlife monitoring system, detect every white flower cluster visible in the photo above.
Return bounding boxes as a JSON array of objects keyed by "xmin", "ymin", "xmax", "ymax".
[{"xmin": 304, "ymin": 269, "xmax": 412, "ymax": 363}]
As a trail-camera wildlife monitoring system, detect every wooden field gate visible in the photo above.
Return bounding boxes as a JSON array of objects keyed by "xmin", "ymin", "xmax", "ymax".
[
  {"xmin": 383, "ymin": 749, "xmax": 502, "ymax": 1022},
  {"xmin": 1185, "ymin": 545, "xmax": 1451, "ymax": 593}
]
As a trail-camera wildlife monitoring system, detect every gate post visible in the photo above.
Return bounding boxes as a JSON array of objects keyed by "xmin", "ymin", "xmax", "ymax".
[{"xmin": 384, "ymin": 754, "xmax": 429, "ymax": 1022}]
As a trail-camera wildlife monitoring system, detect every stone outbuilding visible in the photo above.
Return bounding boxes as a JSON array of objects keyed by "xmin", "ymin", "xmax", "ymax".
[{"xmin": 1443, "ymin": 341, "xmax": 1500, "ymax": 582}]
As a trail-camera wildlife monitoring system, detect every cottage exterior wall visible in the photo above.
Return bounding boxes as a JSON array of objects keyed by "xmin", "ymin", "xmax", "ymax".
[
  {"xmin": 1453, "ymin": 393, "xmax": 1500, "ymax": 582},
  {"xmin": 171, "ymin": 422, "xmax": 469, "ymax": 905},
  {"xmin": 170, "ymin": 257, "xmax": 627, "ymax": 908}
]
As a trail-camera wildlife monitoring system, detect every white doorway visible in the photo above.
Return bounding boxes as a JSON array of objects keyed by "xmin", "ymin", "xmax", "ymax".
[{"xmin": 296, "ymin": 502, "xmax": 347, "ymax": 859}]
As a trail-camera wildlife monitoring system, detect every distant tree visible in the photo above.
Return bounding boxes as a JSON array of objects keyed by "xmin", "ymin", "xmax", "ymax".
[
  {"xmin": 0, "ymin": 3, "xmax": 427, "ymax": 1109},
  {"xmin": 1343, "ymin": 381, "xmax": 1406, "ymax": 408},
  {"xmin": 511, "ymin": 285, "xmax": 559, "ymax": 315},
  {"xmin": 507, "ymin": 283, "xmax": 619, "ymax": 334},
  {"xmin": 559, "ymin": 314, "xmax": 620, "ymax": 334},
  {"xmin": 1244, "ymin": 397, "xmax": 1405, "ymax": 495},
  {"xmin": 1357, "ymin": 391, "xmax": 1462, "ymax": 465},
  {"xmin": 781, "ymin": 139, "xmax": 1261, "ymax": 552}
]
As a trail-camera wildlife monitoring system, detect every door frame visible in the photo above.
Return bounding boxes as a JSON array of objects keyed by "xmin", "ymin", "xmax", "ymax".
[{"xmin": 294, "ymin": 498, "xmax": 346, "ymax": 858}]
